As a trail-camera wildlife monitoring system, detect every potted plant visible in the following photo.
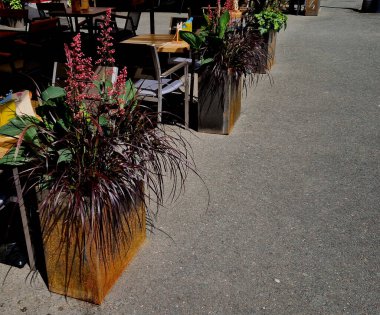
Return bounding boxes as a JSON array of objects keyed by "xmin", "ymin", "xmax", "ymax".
[
  {"xmin": 1, "ymin": 0, "xmax": 23, "ymax": 9},
  {"xmin": 0, "ymin": 10, "xmax": 193, "ymax": 304},
  {"xmin": 180, "ymin": 1, "xmax": 268, "ymax": 134},
  {"xmin": 245, "ymin": 0, "xmax": 287, "ymax": 70},
  {"xmin": 304, "ymin": 0, "xmax": 320, "ymax": 16}
]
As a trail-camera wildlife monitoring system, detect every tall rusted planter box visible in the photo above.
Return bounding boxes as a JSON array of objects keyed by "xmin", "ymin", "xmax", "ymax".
[
  {"xmin": 198, "ymin": 72, "xmax": 242, "ymax": 135},
  {"xmin": 305, "ymin": 0, "xmax": 320, "ymax": 16},
  {"xmin": 42, "ymin": 200, "xmax": 146, "ymax": 304},
  {"xmin": 252, "ymin": 30, "xmax": 277, "ymax": 73},
  {"xmin": 265, "ymin": 30, "xmax": 277, "ymax": 70}
]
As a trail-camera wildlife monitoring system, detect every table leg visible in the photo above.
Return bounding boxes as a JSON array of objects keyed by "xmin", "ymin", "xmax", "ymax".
[
  {"xmin": 73, "ymin": 17, "xmax": 79, "ymax": 33},
  {"xmin": 12, "ymin": 168, "xmax": 35, "ymax": 271},
  {"xmin": 87, "ymin": 17, "xmax": 94, "ymax": 37}
]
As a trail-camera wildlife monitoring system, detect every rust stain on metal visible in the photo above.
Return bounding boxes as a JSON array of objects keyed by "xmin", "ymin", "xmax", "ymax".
[
  {"xmin": 305, "ymin": 0, "xmax": 320, "ymax": 16},
  {"xmin": 43, "ymin": 202, "xmax": 146, "ymax": 304}
]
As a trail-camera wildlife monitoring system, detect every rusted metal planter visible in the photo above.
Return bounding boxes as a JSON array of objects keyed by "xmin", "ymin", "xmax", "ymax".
[
  {"xmin": 265, "ymin": 30, "xmax": 277, "ymax": 70},
  {"xmin": 42, "ymin": 200, "xmax": 146, "ymax": 304},
  {"xmin": 253, "ymin": 30, "xmax": 277, "ymax": 73},
  {"xmin": 305, "ymin": 0, "xmax": 320, "ymax": 16},
  {"xmin": 198, "ymin": 72, "xmax": 242, "ymax": 135}
]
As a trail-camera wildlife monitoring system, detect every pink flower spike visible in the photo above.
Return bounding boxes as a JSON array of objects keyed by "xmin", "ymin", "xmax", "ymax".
[
  {"xmin": 64, "ymin": 33, "xmax": 94, "ymax": 114},
  {"xmin": 96, "ymin": 8, "xmax": 116, "ymax": 66}
]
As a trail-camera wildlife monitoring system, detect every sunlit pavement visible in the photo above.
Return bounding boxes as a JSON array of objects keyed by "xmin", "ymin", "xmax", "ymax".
[{"xmin": 1, "ymin": 1, "xmax": 379, "ymax": 313}]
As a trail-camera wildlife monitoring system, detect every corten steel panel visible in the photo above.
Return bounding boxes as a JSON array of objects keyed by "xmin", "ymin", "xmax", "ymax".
[
  {"xmin": 198, "ymin": 73, "xmax": 242, "ymax": 135},
  {"xmin": 267, "ymin": 31, "xmax": 277, "ymax": 70},
  {"xmin": 43, "ymin": 201, "xmax": 146, "ymax": 304}
]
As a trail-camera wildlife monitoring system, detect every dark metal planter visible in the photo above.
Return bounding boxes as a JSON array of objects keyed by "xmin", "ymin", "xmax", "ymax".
[
  {"xmin": 254, "ymin": 30, "xmax": 277, "ymax": 73},
  {"xmin": 198, "ymin": 72, "xmax": 242, "ymax": 135},
  {"xmin": 361, "ymin": 0, "xmax": 380, "ymax": 12}
]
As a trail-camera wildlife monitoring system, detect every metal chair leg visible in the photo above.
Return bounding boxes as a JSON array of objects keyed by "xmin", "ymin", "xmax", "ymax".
[{"xmin": 184, "ymin": 64, "xmax": 189, "ymax": 127}]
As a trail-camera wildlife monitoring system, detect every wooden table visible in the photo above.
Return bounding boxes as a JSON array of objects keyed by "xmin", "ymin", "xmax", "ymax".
[
  {"xmin": 122, "ymin": 34, "xmax": 191, "ymax": 126},
  {"xmin": 50, "ymin": 7, "xmax": 114, "ymax": 37},
  {"xmin": 122, "ymin": 34, "xmax": 189, "ymax": 53}
]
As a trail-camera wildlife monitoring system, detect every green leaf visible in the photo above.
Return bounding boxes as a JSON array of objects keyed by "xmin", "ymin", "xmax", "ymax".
[
  {"xmin": 24, "ymin": 125, "xmax": 40, "ymax": 147},
  {"xmin": 0, "ymin": 146, "xmax": 31, "ymax": 166},
  {"xmin": 0, "ymin": 116, "xmax": 28, "ymax": 137},
  {"xmin": 203, "ymin": 12, "xmax": 210, "ymax": 25},
  {"xmin": 99, "ymin": 115, "xmax": 108, "ymax": 127},
  {"xmin": 200, "ymin": 57, "xmax": 214, "ymax": 65},
  {"xmin": 57, "ymin": 148, "xmax": 72, "ymax": 164},
  {"xmin": 124, "ymin": 79, "xmax": 137, "ymax": 102},
  {"xmin": 41, "ymin": 86, "xmax": 66, "ymax": 101},
  {"xmin": 218, "ymin": 11, "xmax": 230, "ymax": 39},
  {"xmin": 179, "ymin": 31, "xmax": 203, "ymax": 50},
  {"xmin": 104, "ymin": 79, "xmax": 113, "ymax": 90},
  {"xmin": 198, "ymin": 28, "xmax": 208, "ymax": 42},
  {"xmin": 56, "ymin": 118, "xmax": 69, "ymax": 131}
]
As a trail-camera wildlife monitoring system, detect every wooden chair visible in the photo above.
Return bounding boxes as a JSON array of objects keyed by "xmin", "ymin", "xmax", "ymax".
[
  {"xmin": 15, "ymin": 18, "xmax": 64, "ymax": 80},
  {"xmin": 116, "ymin": 43, "xmax": 190, "ymax": 126},
  {"xmin": 36, "ymin": 2, "xmax": 73, "ymax": 32},
  {"xmin": 0, "ymin": 10, "xmax": 29, "ymax": 73}
]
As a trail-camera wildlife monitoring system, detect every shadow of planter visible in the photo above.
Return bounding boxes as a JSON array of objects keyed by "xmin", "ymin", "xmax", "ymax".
[{"xmin": 198, "ymin": 71, "xmax": 242, "ymax": 135}]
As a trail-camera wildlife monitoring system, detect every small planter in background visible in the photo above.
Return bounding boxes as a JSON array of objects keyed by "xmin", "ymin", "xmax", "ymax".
[
  {"xmin": 180, "ymin": 6, "xmax": 270, "ymax": 135},
  {"xmin": 305, "ymin": 0, "xmax": 320, "ymax": 16},
  {"xmin": 248, "ymin": 7, "xmax": 287, "ymax": 72},
  {"xmin": 252, "ymin": 30, "xmax": 276, "ymax": 73},
  {"xmin": 263, "ymin": 30, "xmax": 277, "ymax": 70}
]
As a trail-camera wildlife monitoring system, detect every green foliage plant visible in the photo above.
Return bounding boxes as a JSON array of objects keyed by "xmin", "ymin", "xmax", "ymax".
[
  {"xmin": 254, "ymin": 7, "xmax": 288, "ymax": 35},
  {"xmin": 2, "ymin": 0, "xmax": 23, "ymax": 9},
  {"xmin": 180, "ymin": 1, "xmax": 269, "ymax": 82},
  {"xmin": 0, "ymin": 9, "xmax": 194, "ymax": 284}
]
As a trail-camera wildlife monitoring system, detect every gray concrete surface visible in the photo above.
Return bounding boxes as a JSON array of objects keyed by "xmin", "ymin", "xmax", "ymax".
[{"xmin": 1, "ymin": 0, "xmax": 379, "ymax": 314}]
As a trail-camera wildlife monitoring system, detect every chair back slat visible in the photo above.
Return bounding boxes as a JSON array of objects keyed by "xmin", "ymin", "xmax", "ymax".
[
  {"xmin": 36, "ymin": 3, "xmax": 67, "ymax": 16},
  {"xmin": 29, "ymin": 17, "xmax": 59, "ymax": 33},
  {"xmin": 116, "ymin": 43, "xmax": 161, "ymax": 80},
  {"xmin": 125, "ymin": 11, "xmax": 141, "ymax": 33},
  {"xmin": 36, "ymin": 3, "xmax": 72, "ymax": 32}
]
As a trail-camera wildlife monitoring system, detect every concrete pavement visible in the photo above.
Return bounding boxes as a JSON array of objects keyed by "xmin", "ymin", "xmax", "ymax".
[{"xmin": 0, "ymin": 0, "xmax": 379, "ymax": 314}]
